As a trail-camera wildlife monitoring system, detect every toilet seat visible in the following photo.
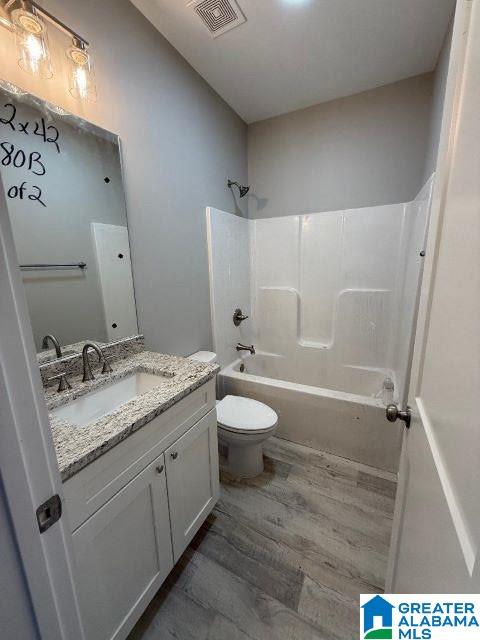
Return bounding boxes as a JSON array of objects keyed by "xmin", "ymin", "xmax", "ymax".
[{"xmin": 217, "ymin": 395, "xmax": 278, "ymax": 435}]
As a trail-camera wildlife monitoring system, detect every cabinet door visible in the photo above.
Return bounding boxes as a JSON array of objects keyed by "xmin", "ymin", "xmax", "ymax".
[
  {"xmin": 72, "ymin": 454, "xmax": 173, "ymax": 640},
  {"xmin": 166, "ymin": 408, "xmax": 219, "ymax": 561}
]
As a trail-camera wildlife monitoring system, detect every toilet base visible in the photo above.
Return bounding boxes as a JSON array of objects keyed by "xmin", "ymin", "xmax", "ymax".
[
  {"xmin": 218, "ymin": 426, "xmax": 277, "ymax": 478},
  {"xmin": 224, "ymin": 441, "xmax": 264, "ymax": 478}
]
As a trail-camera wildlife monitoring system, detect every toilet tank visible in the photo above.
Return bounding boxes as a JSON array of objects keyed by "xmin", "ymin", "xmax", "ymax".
[{"xmin": 188, "ymin": 351, "xmax": 218, "ymax": 364}]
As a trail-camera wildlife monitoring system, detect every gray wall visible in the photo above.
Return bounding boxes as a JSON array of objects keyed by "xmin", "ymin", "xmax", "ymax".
[
  {"xmin": 422, "ymin": 22, "xmax": 453, "ymax": 182},
  {"xmin": 247, "ymin": 74, "xmax": 434, "ymax": 219},
  {"xmin": 0, "ymin": 0, "xmax": 247, "ymax": 356}
]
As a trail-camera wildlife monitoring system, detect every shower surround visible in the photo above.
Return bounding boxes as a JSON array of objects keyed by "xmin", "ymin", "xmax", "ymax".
[{"xmin": 206, "ymin": 177, "xmax": 433, "ymax": 471}]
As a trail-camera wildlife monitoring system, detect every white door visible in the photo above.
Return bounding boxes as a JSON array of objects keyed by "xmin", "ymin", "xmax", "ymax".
[
  {"xmin": 0, "ymin": 180, "xmax": 84, "ymax": 637},
  {"xmin": 387, "ymin": 0, "xmax": 480, "ymax": 592},
  {"xmin": 165, "ymin": 409, "xmax": 219, "ymax": 561},
  {"xmin": 71, "ymin": 454, "xmax": 173, "ymax": 640}
]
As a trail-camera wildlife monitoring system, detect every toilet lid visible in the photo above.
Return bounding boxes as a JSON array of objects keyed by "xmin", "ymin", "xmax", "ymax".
[{"xmin": 217, "ymin": 395, "xmax": 278, "ymax": 434}]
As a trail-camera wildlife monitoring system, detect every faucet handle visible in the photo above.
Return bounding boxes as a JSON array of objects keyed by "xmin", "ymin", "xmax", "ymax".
[
  {"xmin": 233, "ymin": 308, "xmax": 249, "ymax": 326},
  {"xmin": 48, "ymin": 371, "xmax": 72, "ymax": 393},
  {"xmin": 101, "ymin": 357, "xmax": 113, "ymax": 374}
]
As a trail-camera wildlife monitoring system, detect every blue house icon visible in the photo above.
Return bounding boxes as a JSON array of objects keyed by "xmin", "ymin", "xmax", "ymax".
[{"xmin": 361, "ymin": 595, "xmax": 395, "ymax": 633}]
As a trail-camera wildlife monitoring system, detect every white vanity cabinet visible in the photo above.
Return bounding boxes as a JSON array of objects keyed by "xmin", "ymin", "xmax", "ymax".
[
  {"xmin": 71, "ymin": 453, "xmax": 172, "ymax": 640},
  {"xmin": 166, "ymin": 409, "xmax": 219, "ymax": 561},
  {"xmin": 63, "ymin": 379, "xmax": 219, "ymax": 640}
]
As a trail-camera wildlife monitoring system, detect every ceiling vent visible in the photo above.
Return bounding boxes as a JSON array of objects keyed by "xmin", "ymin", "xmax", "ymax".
[{"xmin": 187, "ymin": 0, "xmax": 246, "ymax": 39}]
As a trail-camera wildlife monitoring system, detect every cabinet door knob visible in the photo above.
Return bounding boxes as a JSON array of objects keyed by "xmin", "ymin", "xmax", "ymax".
[
  {"xmin": 155, "ymin": 465, "xmax": 164, "ymax": 474},
  {"xmin": 170, "ymin": 452, "xmax": 178, "ymax": 460}
]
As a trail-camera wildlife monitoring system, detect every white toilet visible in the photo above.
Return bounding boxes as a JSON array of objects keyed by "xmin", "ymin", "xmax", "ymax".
[{"xmin": 189, "ymin": 351, "xmax": 278, "ymax": 478}]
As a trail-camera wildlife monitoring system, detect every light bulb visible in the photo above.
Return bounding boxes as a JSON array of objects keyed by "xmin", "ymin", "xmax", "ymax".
[
  {"xmin": 67, "ymin": 43, "xmax": 97, "ymax": 102},
  {"xmin": 12, "ymin": 8, "xmax": 53, "ymax": 79},
  {"xmin": 25, "ymin": 33, "xmax": 43, "ymax": 65},
  {"xmin": 74, "ymin": 66, "xmax": 88, "ymax": 100}
]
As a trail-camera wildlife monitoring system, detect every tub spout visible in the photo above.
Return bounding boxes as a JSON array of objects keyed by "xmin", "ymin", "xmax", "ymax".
[{"xmin": 236, "ymin": 343, "xmax": 255, "ymax": 355}]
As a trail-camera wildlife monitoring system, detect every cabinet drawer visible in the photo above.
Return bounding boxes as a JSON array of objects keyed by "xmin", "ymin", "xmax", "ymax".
[{"xmin": 64, "ymin": 379, "xmax": 215, "ymax": 531}]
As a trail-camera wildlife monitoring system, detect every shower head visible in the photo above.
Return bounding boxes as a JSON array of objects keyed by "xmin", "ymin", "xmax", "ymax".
[{"xmin": 228, "ymin": 179, "xmax": 250, "ymax": 198}]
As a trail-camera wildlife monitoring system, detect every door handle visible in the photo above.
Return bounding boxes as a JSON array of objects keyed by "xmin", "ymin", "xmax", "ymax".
[
  {"xmin": 386, "ymin": 404, "xmax": 412, "ymax": 429},
  {"xmin": 170, "ymin": 452, "xmax": 178, "ymax": 460},
  {"xmin": 155, "ymin": 465, "xmax": 164, "ymax": 474}
]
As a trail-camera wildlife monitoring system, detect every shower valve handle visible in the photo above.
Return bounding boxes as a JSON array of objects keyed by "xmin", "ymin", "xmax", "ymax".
[{"xmin": 233, "ymin": 308, "xmax": 249, "ymax": 326}]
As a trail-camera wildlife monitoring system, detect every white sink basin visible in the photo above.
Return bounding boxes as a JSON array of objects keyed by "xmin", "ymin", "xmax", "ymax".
[{"xmin": 51, "ymin": 372, "xmax": 169, "ymax": 428}]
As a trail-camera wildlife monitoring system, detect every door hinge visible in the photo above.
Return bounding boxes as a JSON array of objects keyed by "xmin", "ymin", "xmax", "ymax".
[{"xmin": 36, "ymin": 494, "xmax": 62, "ymax": 533}]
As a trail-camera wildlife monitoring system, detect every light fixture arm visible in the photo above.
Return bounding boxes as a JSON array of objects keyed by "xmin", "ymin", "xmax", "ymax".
[
  {"xmin": 1, "ymin": 0, "xmax": 88, "ymax": 46},
  {"xmin": 28, "ymin": 1, "xmax": 89, "ymax": 47}
]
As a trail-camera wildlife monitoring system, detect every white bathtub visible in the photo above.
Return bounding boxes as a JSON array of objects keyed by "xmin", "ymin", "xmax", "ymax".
[{"xmin": 219, "ymin": 354, "xmax": 402, "ymax": 472}]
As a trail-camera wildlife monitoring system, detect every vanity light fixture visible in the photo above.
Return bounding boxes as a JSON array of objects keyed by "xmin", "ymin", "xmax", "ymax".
[
  {"xmin": 12, "ymin": 5, "xmax": 53, "ymax": 79},
  {"xmin": 0, "ymin": 0, "xmax": 97, "ymax": 101},
  {"xmin": 66, "ymin": 38, "xmax": 97, "ymax": 102}
]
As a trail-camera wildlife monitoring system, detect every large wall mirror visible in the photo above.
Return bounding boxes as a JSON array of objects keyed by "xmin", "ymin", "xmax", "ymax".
[{"xmin": 0, "ymin": 83, "xmax": 139, "ymax": 364}]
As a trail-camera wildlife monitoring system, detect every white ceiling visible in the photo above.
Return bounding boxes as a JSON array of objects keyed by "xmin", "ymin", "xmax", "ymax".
[{"xmin": 130, "ymin": 0, "xmax": 455, "ymax": 123}]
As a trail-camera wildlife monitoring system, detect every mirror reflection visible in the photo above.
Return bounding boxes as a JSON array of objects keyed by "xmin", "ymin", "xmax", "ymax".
[{"xmin": 0, "ymin": 87, "xmax": 138, "ymax": 364}]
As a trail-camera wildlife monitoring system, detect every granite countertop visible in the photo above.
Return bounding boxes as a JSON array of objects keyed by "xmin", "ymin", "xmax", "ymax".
[{"xmin": 47, "ymin": 351, "xmax": 219, "ymax": 482}]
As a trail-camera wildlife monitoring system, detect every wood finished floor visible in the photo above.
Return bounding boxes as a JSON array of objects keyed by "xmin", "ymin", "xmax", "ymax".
[{"xmin": 128, "ymin": 437, "xmax": 397, "ymax": 640}]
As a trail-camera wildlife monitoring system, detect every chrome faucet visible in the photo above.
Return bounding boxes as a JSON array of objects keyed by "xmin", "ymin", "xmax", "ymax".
[
  {"xmin": 42, "ymin": 334, "xmax": 63, "ymax": 358},
  {"xmin": 47, "ymin": 371, "xmax": 72, "ymax": 393},
  {"xmin": 236, "ymin": 343, "xmax": 255, "ymax": 355},
  {"xmin": 82, "ymin": 342, "xmax": 112, "ymax": 382}
]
